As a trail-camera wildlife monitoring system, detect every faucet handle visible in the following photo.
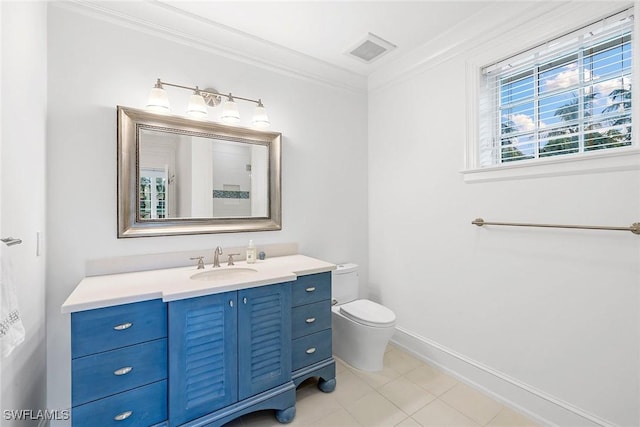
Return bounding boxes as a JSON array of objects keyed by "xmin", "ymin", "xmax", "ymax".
[
  {"xmin": 227, "ymin": 253, "xmax": 240, "ymax": 266},
  {"xmin": 190, "ymin": 256, "xmax": 205, "ymax": 269}
]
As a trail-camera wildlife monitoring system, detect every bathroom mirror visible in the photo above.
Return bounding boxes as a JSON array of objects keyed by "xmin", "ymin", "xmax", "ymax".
[{"xmin": 117, "ymin": 106, "xmax": 281, "ymax": 237}]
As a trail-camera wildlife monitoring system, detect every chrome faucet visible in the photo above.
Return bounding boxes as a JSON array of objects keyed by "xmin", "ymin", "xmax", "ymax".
[
  {"xmin": 190, "ymin": 256, "xmax": 205, "ymax": 269},
  {"xmin": 213, "ymin": 246, "xmax": 223, "ymax": 268}
]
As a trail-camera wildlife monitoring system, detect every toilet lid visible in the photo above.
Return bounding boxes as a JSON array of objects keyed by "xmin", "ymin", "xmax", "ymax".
[{"xmin": 339, "ymin": 299, "xmax": 396, "ymax": 327}]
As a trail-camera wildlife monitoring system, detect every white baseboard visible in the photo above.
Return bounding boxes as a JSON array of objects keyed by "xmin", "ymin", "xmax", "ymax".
[{"xmin": 391, "ymin": 326, "xmax": 613, "ymax": 427}]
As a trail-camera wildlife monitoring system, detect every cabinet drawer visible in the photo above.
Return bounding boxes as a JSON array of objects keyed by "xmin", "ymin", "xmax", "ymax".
[
  {"xmin": 292, "ymin": 301, "xmax": 331, "ymax": 339},
  {"xmin": 292, "ymin": 329, "xmax": 332, "ymax": 371},
  {"xmin": 291, "ymin": 272, "xmax": 331, "ymax": 307},
  {"xmin": 72, "ymin": 299, "xmax": 167, "ymax": 358},
  {"xmin": 72, "ymin": 380, "xmax": 167, "ymax": 427},
  {"xmin": 72, "ymin": 339, "xmax": 167, "ymax": 406}
]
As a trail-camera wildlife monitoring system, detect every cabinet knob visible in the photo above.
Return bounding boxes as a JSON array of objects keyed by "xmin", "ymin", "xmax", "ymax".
[
  {"xmin": 305, "ymin": 347, "xmax": 316, "ymax": 354},
  {"xmin": 113, "ymin": 366, "xmax": 133, "ymax": 376},
  {"xmin": 113, "ymin": 410, "xmax": 132, "ymax": 421},
  {"xmin": 305, "ymin": 287, "xmax": 316, "ymax": 293},
  {"xmin": 243, "ymin": 297, "xmax": 247, "ymax": 304},
  {"xmin": 229, "ymin": 300, "xmax": 234, "ymax": 307},
  {"xmin": 305, "ymin": 317, "xmax": 316, "ymax": 324},
  {"xmin": 113, "ymin": 322, "xmax": 132, "ymax": 331}
]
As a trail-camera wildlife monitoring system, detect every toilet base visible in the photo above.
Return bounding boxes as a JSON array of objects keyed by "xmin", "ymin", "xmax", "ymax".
[{"xmin": 332, "ymin": 310, "xmax": 395, "ymax": 372}]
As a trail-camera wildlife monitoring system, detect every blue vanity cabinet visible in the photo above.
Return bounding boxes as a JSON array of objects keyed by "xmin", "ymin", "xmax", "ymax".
[
  {"xmin": 168, "ymin": 282, "xmax": 295, "ymax": 427},
  {"xmin": 237, "ymin": 284, "xmax": 292, "ymax": 400},
  {"xmin": 290, "ymin": 272, "xmax": 336, "ymax": 392},
  {"xmin": 168, "ymin": 292, "xmax": 238, "ymax": 426},
  {"xmin": 70, "ymin": 299, "xmax": 168, "ymax": 427}
]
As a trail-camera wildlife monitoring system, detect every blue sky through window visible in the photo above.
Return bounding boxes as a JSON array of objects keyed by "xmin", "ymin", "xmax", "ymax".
[{"xmin": 498, "ymin": 33, "xmax": 632, "ymax": 162}]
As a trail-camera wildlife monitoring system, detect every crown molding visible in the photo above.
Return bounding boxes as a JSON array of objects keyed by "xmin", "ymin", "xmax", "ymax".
[
  {"xmin": 368, "ymin": 1, "xmax": 633, "ymax": 93},
  {"xmin": 52, "ymin": 1, "xmax": 632, "ymax": 96},
  {"xmin": 55, "ymin": 0, "xmax": 367, "ymax": 94}
]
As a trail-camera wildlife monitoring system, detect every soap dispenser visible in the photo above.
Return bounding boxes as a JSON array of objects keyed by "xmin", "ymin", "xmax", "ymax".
[{"xmin": 246, "ymin": 240, "xmax": 257, "ymax": 264}]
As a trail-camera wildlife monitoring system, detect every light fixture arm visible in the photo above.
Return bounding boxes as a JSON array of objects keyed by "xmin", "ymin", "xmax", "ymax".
[
  {"xmin": 157, "ymin": 79, "xmax": 262, "ymax": 105},
  {"xmin": 147, "ymin": 78, "xmax": 270, "ymax": 127}
]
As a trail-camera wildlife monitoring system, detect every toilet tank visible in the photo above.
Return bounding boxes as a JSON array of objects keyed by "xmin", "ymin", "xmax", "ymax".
[{"xmin": 331, "ymin": 263, "xmax": 359, "ymax": 305}]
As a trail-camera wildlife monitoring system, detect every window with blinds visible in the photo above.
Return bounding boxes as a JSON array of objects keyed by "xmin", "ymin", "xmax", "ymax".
[{"xmin": 479, "ymin": 9, "xmax": 633, "ymax": 167}]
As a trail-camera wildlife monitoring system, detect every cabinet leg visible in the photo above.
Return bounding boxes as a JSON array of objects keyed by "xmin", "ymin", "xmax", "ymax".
[
  {"xmin": 318, "ymin": 377, "xmax": 336, "ymax": 393},
  {"xmin": 275, "ymin": 406, "xmax": 296, "ymax": 424}
]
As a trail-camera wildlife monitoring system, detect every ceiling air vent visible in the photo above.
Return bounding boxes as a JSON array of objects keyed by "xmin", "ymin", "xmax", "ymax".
[{"xmin": 347, "ymin": 33, "xmax": 396, "ymax": 63}]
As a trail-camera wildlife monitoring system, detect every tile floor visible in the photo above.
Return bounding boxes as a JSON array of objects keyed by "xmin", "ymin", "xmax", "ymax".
[{"xmin": 225, "ymin": 344, "xmax": 541, "ymax": 427}]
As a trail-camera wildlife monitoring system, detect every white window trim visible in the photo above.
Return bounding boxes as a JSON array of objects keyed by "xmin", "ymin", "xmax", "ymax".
[{"xmin": 462, "ymin": 2, "xmax": 639, "ymax": 183}]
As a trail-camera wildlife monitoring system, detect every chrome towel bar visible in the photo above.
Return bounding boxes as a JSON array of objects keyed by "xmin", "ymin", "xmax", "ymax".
[{"xmin": 472, "ymin": 218, "xmax": 640, "ymax": 235}]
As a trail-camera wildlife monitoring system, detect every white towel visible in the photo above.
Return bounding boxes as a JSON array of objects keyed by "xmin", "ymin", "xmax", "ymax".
[{"xmin": 0, "ymin": 249, "xmax": 25, "ymax": 357}]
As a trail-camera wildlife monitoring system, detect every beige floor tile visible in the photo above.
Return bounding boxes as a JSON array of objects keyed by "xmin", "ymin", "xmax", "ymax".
[
  {"xmin": 395, "ymin": 417, "xmax": 422, "ymax": 427},
  {"xmin": 335, "ymin": 357, "xmax": 349, "ymax": 374},
  {"xmin": 239, "ymin": 409, "xmax": 288, "ymax": 427},
  {"xmin": 349, "ymin": 363, "xmax": 402, "ymax": 389},
  {"xmin": 231, "ymin": 348, "xmax": 539, "ymax": 427},
  {"xmin": 293, "ymin": 384, "xmax": 343, "ymax": 425},
  {"xmin": 346, "ymin": 391, "xmax": 407, "ymax": 427},
  {"xmin": 308, "ymin": 408, "xmax": 363, "ymax": 427},
  {"xmin": 440, "ymin": 383, "xmax": 503, "ymax": 425},
  {"xmin": 412, "ymin": 400, "xmax": 481, "ymax": 427},
  {"xmin": 384, "ymin": 346, "xmax": 425, "ymax": 374},
  {"xmin": 404, "ymin": 364, "xmax": 458, "ymax": 396},
  {"xmin": 486, "ymin": 407, "xmax": 541, "ymax": 427},
  {"xmin": 379, "ymin": 377, "xmax": 437, "ymax": 415},
  {"xmin": 332, "ymin": 368, "xmax": 376, "ymax": 407}
]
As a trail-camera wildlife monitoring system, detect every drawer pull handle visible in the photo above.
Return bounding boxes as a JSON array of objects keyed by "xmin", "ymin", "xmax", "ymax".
[
  {"xmin": 306, "ymin": 347, "xmax": 316, "ymax": 354},
  {"xmin": 113, "ymin": 366, "xmax": 133, "ymax": 376},
  {"xmin": 114, "ymin": 411, "xmax": 132, "ymax": 421},
  {"xmin": 305, "ymin": 317, "xmax": 316, "ymax": 324},
  {"xmin": 113, "ymin": 322, "xmax": 132, "ymax": 331},
  {"xmin": 305, "ymin": 287, "xmax": 316, "ymax": 293}
]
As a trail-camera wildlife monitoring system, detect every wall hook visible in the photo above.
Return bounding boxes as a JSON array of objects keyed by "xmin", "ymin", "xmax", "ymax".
[{"xmin": 1, "ymin": 237, "xmax": 22, "ymax": 246}]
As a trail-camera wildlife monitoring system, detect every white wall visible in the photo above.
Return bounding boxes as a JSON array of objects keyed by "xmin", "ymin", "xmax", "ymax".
[
  {"xmin": 369, "ymin": 3, "xmax": 639, "ymax": 426},
  {"xmin": 1, "ymin": 0, "xmax": 48, "ymax": 424},
  {"xmin": 45, "ymin": 3, "xmax": 368, "ymax": 418}
]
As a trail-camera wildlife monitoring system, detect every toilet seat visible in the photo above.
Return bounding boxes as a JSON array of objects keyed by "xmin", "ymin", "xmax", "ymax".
[{"xmin": 339, "ymin": 299, "xmax": 396, "ymax": 327}]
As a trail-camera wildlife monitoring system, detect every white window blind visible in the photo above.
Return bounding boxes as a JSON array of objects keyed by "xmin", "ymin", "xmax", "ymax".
[{"xmin": 479, "ymin": 8, "xmax": 633, "ymax": 167}]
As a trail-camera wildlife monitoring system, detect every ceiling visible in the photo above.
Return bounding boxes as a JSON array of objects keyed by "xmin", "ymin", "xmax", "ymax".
[
  {"xmin": 154, "ymin": 1, "xmax": 491, "ymax": 77},
  {"xmin": 74, "ymin": 1, "xmax": 559, "ymax": 91}
]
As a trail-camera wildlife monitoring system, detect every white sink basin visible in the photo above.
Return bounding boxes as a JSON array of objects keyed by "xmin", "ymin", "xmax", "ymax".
[{"xmin": 190, "ymin": 267, "xmax": 259, "ymax": 281}]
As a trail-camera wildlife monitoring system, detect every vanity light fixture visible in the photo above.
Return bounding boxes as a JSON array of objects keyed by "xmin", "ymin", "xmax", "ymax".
[
  {"xmin": 220, "ymin": 94, "xmax": 240, "ymax": 123},
  {"xmin": 186, "ymin": 87, "xmax": 208, "ymax": 118},
  {"xmin": 252, "ymin": 100, "xmax": 270, "ymax": 128},
  {"xmin": 146, "ymin": 79, "xmax": 171, "ymax": 113},
  {"xmin": 145, "ymin": 78, "xmax": 270, "ymax": 127}
]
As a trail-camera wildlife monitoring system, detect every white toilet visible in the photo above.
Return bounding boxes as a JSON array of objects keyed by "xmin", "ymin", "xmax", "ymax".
[{"xmin": 331, "ymin": 263, "xmax": 396, "ymax": 372}]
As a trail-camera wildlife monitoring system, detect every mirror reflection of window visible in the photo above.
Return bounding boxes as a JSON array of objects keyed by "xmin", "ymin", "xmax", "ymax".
[{"xmin": 139, "ymin": 168, "xmax": 168, "ymax": 219}]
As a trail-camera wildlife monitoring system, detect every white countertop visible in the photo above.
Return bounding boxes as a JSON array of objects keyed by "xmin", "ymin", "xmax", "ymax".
[{"xmin": 62, "ymin": 254, "xmax": 336, "ymax": 313}]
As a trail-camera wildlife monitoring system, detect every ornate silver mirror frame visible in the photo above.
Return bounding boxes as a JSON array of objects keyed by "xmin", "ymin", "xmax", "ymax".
[{"xmin": 117, "ymin": 106, "xmax": 282, "ymax": 238}]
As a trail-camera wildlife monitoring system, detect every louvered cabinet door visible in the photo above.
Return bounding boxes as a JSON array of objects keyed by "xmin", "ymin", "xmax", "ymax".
[
  {"xmin": 168, "ymin": 292, "xmax": 238, "ymax": 427},
  {"xmin": 237, "ymin": 282, "xmax": 292, "ymax": 400}
]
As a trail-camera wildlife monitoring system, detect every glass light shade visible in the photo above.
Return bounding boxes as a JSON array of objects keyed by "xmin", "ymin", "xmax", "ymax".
[
  {"xmin": 187, "ymin": 92, "xmax": 208, "ymax": 118},
  {"xmin": 252, "ymin": 104, "xmax": 270, "ymax": 127},
  {"xmin": 146, "ymin": 86, "xmax": 170, "ymax": 112},
  {"xmin": 221, "ymin": 97, "xmax": 240, "ymax": 123}
]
